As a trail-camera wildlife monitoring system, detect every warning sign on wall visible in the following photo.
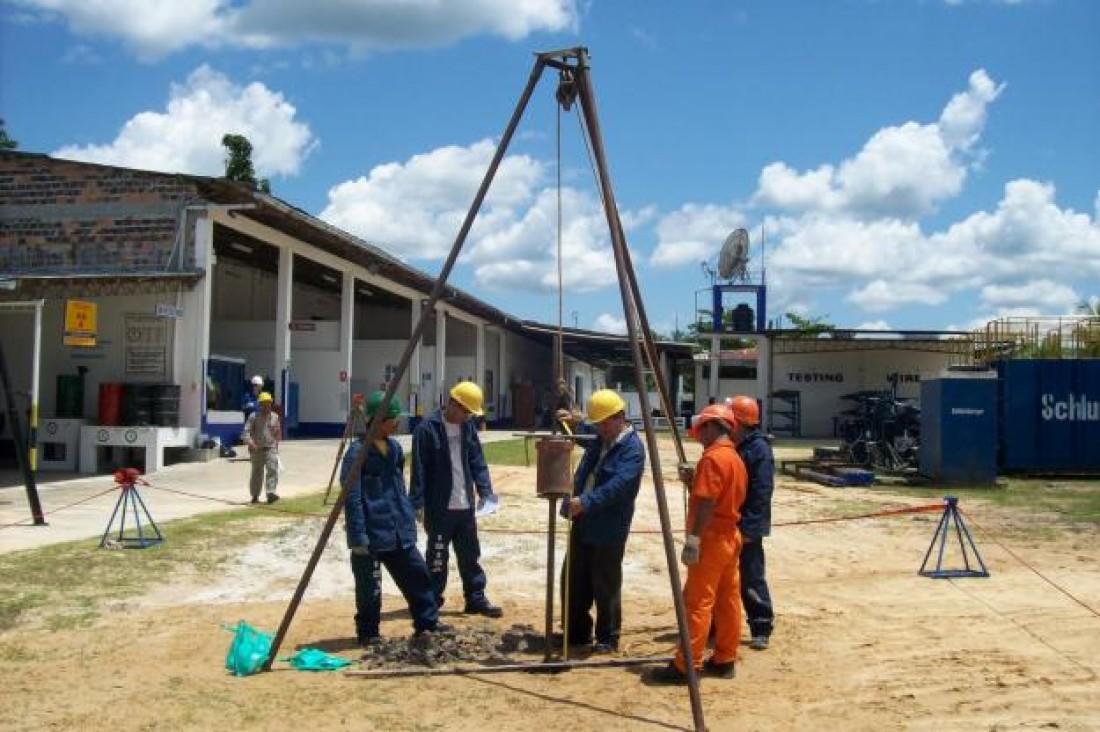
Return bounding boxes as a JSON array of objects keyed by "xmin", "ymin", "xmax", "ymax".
[
  {"xmin": 63, "ymin": 300, "xmax": 97, "ymax": 347},
  {"xmin": 125, "ymin": 314, "xmax": 169, "ymax": 378}
]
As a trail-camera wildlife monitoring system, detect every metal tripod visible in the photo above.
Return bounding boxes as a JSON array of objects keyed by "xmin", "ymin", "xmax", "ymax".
[
  {"xmin": 919, "ymin": 496, "xmax": 989, "ymax": 578},
  {"xmin": 262, "ymin": 47, "xmax": 706, "ymax": 732}
]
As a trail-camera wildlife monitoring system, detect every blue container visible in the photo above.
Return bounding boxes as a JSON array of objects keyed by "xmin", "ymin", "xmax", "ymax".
[
  {"xmin": 920, "ymin": 375, "xmax": 999, "ymax": 484},
  {"xmin": 995, "ymin": 359, "xmax": 1100, "ymax": 473}
]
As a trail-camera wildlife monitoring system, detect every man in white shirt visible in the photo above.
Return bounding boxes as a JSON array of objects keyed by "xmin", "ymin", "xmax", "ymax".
[{"xmin": 409, "ymin": 381, "xmax": 503, "ymax": 618}]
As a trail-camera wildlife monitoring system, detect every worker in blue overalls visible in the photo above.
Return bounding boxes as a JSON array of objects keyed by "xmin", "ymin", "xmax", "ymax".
[
  {"xmin": 342, "ymin": 391, "xmax": 447, "ymax": 646},
  {"xmin": 410, "ymin": 381, "xmax": 503, "ymax": 618}
]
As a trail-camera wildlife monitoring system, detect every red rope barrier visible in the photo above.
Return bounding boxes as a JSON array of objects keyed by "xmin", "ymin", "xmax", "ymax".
[
  {"xmin": 0, "ymin": 485, "xmax": 118, "ymax": 530},
  {"xmin": 959, "ymin": 507, "xmax": 1100, "ymax": 620}
]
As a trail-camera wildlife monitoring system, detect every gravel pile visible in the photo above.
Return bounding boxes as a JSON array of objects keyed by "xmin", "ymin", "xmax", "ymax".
[{"xmin": 358, "ymin": 623, "xmax": 548, "ymax": 669}]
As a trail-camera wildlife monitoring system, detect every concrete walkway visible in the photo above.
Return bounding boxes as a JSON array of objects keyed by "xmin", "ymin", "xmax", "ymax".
[{"xmin": 0, "ymin": 430, "xmax": 522, "ymax": 554}]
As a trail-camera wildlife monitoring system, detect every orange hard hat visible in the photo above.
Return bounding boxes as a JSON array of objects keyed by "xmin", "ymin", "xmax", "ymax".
[
  {"xmin": 728, "ymin": 395, "xmax": 759, "ymax": 427},
  {"xmin": 689, "ymin": 404, "xmax": 737, "ymax": 439}
]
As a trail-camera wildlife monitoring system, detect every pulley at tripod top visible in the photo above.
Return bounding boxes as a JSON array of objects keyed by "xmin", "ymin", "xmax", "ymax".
[{"xmin": 535, "ymin": 436, "xmax": 574, "ymax": 497}]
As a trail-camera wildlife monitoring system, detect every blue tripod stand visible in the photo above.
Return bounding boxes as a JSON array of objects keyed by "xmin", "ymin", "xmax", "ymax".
[
  {"xmin": 99, "ymin": 468, "xmax": 164, "ymax": 549},
  {"xmin": 919, "ymin": 496, "xmax": 988, "ymax": 578}
]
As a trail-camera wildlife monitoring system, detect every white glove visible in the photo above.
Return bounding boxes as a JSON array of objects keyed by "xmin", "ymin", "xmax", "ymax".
[
  {"xmin": 680, "ymin": 535, "xmax": 701, "ymax": 565},
  {"xmin": 415, "ymin": 507, "xmax": 424, "ymax": 524}
]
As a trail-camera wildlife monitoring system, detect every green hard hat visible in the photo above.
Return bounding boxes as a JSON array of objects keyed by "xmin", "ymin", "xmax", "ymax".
[{"xmin": 366, "ymin": 391, "xmax": 401, "ymax": 418}]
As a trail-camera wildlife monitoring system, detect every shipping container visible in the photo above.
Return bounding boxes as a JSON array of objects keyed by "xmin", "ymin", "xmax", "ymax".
[
  {"xmin": 920, "ymin": 374, "xmax": 999, "ymax": 484},
  {"xmin": 995, "ymin": 359, "xmax": 1100, "ymax": 473}
]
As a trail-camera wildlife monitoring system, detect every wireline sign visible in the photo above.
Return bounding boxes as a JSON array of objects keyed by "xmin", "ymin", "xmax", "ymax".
[{"xmin": 63, "ymin": 300, "xmax": 97, "ymax": 347}]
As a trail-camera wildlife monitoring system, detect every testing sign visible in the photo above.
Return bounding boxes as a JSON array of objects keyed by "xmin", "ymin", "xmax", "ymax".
[{"xmin": 64, "ymin": 300, "xmax": 97, "ymax": 347}]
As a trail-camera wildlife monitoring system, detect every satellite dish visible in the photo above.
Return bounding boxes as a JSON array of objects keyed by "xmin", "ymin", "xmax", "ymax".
[{"xmin": 717, "ymin": 228, "xmax": 750, "ymax": 282}]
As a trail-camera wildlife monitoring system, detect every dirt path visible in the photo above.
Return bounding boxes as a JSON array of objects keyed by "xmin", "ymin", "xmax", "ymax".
[{"xmin": 2, "ymin": 452, "xmax": 1099, "ymax": 731}]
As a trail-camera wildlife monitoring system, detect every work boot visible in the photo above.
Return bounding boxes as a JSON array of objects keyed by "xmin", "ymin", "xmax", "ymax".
[
  {"xmin": 358, "ymin": 635, "xmax": 382, "ymax": 650},
  {"xmin": 463, "ymin": 600, "xmax": 503, "ymax": 618},
  {"xmin": 250, "ymin": 496, "xmax": 260, "ymax": 505},
  {"xmin": 591, "ymin": 640, "xmax": 618, "ymax": 655},
  {"xmin": 702, "ymin": 658, "xmax": 736, "ymax": 679},
  {"xmin": 646, "ymin": 663, "xmax": 689, "ymax": 685},
  {"xmin": 266, "ymin": 493, "xmax": 280, "ymax": 504},
  {"xmin": 749, "ymin": 635, "xmax": 770, "ymax": 651}
]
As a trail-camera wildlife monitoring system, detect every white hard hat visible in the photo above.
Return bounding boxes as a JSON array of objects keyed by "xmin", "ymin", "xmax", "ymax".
[{"xmin": 251, "ymin": 375, "xmax": 264, "ymax": 386}]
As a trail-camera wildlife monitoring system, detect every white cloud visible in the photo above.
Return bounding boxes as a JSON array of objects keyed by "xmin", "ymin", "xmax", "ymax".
[
  {"xmin": 320, "ymin": 139, "xmax": 546, "ymax": 261},
  {"xmin": 846, "ymin": 280, "xmax": 948, "ymax": 311},
  {"xmin": 592, "ymin": 312, "xmax": 627, "ymax": 335},
  {"xmin": 321, "ymin": 139, "xmax": 652, "ymax": 293},
  {"xmin": 854, "ymin": 320, "xmax": 892, "ymax": 331},
  {"xmin": 753, "ymin": 70, "xmax": 1004, "ymax": 220},
  {"xmin": 650, "ymin": 203, "xmax": 745, "ymax": 268},
  {"xmin": 13, "ymin": 0, "xmax": 578, "ymax": 58},
  {"xmin": 980, "ymin": 280, "xmax": 1079, "ymax": 312},
  {"xmin": 52, "ymin": 65, "xmax": 315, "ymax": 178}
]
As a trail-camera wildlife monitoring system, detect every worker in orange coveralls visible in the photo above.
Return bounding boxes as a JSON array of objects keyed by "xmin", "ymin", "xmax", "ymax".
[{"xmin": 648, "ymin": 403, "xmax": 747, "ymax": 684}]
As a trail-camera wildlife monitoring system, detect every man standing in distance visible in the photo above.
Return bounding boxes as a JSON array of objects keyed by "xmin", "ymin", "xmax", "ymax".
[
  {"xmin": 561, "ymin": 388, "xmax": 644, "ymax": 654},
  {"xmin": 410, "ymin": 381, "xmax": 503, "ymax": 618},
  {"xmin": 728, "ymin": 395, "xmax": 775, "ymax": 650},
  {"xmin": 242, "ymin": 391, "xmax": 280, "ymax": 505}
]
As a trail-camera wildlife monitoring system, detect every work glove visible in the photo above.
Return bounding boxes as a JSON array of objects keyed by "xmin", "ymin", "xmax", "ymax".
[
  {"xmin": 415, "ymin": 507, "xmax": 424, "ymax": 525},
  {"xmin": 677, "ymin": 462, "xmax": 695, "ymax": 485},
  {"xmin": 680, "ymin": 535, "xmax": 701, "ymax": 566},
  {"xmin": 559, "ymin": 496, "xmax": 572, "ymax": 520},
  {"xmin": 350, "ymin": 544, "xmax": 372, "ymax": 557}
]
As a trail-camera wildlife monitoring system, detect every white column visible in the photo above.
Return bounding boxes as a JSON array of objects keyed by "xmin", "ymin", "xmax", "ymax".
[
  {"xmin": 757, "ymin": 334, "xmax": 772, "ymax": 430},
  {"xmin": 274, "ymin": 246, "xmax": 294, "ymax": 404},
  {"xmin": 709, "ymin": 334, "xmax": 720, "ymax": 403},
  {"xmin": 435, "ymin": 307, "xmax": 447, "ymax": 409},
  {"xmin": 177, "ymin": 212, "xmax": 214, "ymax": 429},
  {"xmin": 339, "ymin": 271, "xmax": 355, "ymax": 415},
  {"xmin": 498, "ymin": 329, "xmax": 508, "ymax": 420},
  {"xmin": 409, "ymin": 298, "xmax": 422, "ymax": 415},
  {"xmin": 475, "ymin": 322, "xmax": 485, "ymax": 389}
]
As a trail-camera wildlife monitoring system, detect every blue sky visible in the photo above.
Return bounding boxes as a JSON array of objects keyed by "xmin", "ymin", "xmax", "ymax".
[{"xmin": 2, "ymin": 0, "xmax": 1098, "ymax": 335}]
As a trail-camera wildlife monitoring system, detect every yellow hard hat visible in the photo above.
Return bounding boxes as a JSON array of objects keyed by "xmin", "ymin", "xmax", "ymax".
[
  {"xmin": 587, "ymin": 389, "xmax": 626, "ymax": 424},
  {"xmin": 258, "ymin": 391, "xmax": 273, "ymax": 403},
  {"xmin": 449, "ymin": 381, "xmax": 484, "ymax": 416}
]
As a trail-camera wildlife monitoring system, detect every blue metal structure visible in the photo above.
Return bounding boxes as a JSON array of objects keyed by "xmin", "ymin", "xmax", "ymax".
[
  {"xmin": 995, "ymin": 359, "xmax": 1100, "ymax": 473},
  {"xmin": 710, "ymin": 284, "xmax": 767, "ymax": 333},
  {"xmin": 920, "ymin": 374, "xmax": 999, "ymax": 484}
]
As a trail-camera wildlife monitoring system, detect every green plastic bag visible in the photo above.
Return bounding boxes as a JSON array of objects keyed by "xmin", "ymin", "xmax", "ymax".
[
  {"xmin": 223, "ymin": 621, "xmax": 273, "ymax": 677},
  {"xmin": 281, "ymin": 647, "xmax": 352, "ymax": 672}
]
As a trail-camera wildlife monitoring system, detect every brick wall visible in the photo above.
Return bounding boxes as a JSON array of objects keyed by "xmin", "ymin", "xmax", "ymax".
[{"xmin": 0, "ymin": 152, "xmax": 204, "ymax": 274}]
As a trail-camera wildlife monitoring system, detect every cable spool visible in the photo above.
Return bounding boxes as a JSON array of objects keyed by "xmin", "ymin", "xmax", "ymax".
[{"xmin": 535, "ymin": 436, "xmax": 574, "ymax": 497}]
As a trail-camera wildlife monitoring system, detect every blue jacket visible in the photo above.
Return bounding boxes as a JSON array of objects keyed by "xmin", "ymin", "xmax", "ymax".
[
  {"xmin": 409, "ymin": 410, "xmax": 493, "ymax": 524},
  {"xmin": 571, "ymin": 425, "xmax": 645, "ymax": 546},
  {"xmin": 342, "ymin": 437, "xmax": 417, "ymax": 554},
  {"xmin": 737, "ymin": 429, "xmax": 774, "ymax": 539}
]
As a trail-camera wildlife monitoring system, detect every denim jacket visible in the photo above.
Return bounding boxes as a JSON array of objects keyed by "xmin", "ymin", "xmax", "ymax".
[
  {"xmin": 342, "ymin": 437, "xmax": 417, "ymax": 554},
  {"xmin": 571, "ymin": 425, "xmax": 645, "ymax": 546},
  {"xmin": 409, "ymin": 410, "xmax": 493, "ymax": 525},
  {"xmin": 737, "ymin": 429, "xmax": 775, "ymax": 539}
]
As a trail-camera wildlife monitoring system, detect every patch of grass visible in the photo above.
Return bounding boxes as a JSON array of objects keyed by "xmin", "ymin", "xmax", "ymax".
[
  {"xmin": 0, "ymin": 495, "xmax": 327, "ymax": 632},
  {"xmin": 879, "ymin": 479, "xmax": 1100, "ymax": 526},
  {"xmin": 481, "ymin": 438, "xmax": 536, "ymax": 467}
]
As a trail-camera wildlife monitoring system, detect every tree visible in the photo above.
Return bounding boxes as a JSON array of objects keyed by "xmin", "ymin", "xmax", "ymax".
[
  {"xmin": 221, "ymin": 133, "xmax": 270, "ymax": 192},
  {"xmin": 0, "ymin": 118, "xmax": 18, "ymax": 150},
  {"xmin": 1077, "ymin": 297, "xmax": 1099, "ymax": 319},
  {"xmin": 785, "ymin": 311, "xmax": 835, "ymax": 335}
]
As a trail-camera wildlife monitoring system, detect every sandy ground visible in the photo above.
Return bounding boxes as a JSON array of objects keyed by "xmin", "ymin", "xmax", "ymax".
[{"xmin": 1, "ymin": 439, "xmax": 1099, "ymax": 731}]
